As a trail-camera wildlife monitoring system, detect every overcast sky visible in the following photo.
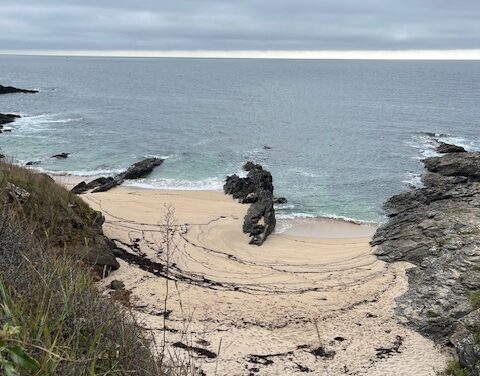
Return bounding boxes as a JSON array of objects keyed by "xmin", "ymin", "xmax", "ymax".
[{"xmin": 1, "ymin": 0, "xmax": 480, "ymax": 56}]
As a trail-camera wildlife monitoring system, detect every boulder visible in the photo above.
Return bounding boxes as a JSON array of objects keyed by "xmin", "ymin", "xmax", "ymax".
[
  {"xmin": 274, "ymin": 197, "xmax": 288, "ymax": 204},
  {"xmin": 71, "ymin": 181, "xmax": 88, "ymax": 194},
  {"xmin": 0, "ymin": 85, "xmax": 38, "ymax": 95},
  {"xmin": 92, "ymin": 177, "xmax": 122, "ymax": 193},
  {"xmin": 436, "ymin": 142, "xmax": 467, "ymax": 154},
  {"xmin": 51, "ymin": 153, "xmax": 70, "ymax": 159},
  {"xmin": 117, "ymin": 157, "xmax": 164, "ymax": 180},
  {"xmin": 26, "ymin": 161, "xmax": 41, "ymax": 166},
  {"xmin": 109, "ymin": 280, "xmax": 126, "ymax": 290}
]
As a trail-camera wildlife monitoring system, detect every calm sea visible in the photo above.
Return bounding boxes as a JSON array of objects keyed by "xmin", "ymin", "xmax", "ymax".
[{"xmin": 1, "ymin": 56, "xmax": 479, "ymax": 223}]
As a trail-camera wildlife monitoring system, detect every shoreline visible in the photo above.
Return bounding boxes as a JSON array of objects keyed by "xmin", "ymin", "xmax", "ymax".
[
  {"xmin": 51, "ymin": 172, "xmax": 381, "ymax": 236},
  {"xmin": 49, "ymin": 177, "xmax": 449, "ymax": 375}
]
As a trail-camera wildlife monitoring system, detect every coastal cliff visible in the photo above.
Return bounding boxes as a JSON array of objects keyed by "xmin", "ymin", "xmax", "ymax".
[{"xmin": 371, "ymin": 145, "xmax": 480, "ymax": 375}]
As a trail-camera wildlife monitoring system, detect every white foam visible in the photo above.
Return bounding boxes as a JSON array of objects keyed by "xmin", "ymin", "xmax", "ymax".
[
  {"xmin": 402, "ymin": 172, "xmax": 423, "ymax": 188},
  {"xmin": 33, "ymin": 167, "xmax": 125, "ymax": 177},
  {"xmin": 124, "ymin": 177, "xmax": 224, "ymax": 191}
]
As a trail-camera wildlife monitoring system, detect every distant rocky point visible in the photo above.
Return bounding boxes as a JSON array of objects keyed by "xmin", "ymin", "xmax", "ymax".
[
  {"xmin": 0, "ymin": 113, "xmax": 21, "ymax": 133},
  {"xmin": 371, "ymin": 144, "xmax": 480, "ymax": 375},
  {"xmin": 224, "ymin": 161, "xmax": 278, "ymax": 246},
  {"xmin": 0, "ymin": 84, "xmax": 38, "ymax": 95},
  {"xmin": 71, "ymin": 157, "xmax": 164, "ymax": 194}
]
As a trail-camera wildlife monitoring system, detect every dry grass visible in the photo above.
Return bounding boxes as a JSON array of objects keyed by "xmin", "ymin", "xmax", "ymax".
[{"xmin": 0, "ymin": 161, "xmax": 195, "ymax": 375}]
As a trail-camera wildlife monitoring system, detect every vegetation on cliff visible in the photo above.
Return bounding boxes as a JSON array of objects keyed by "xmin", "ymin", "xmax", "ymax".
[{"xmin": 0, "ymin": 160, "xmax": 183, "ymax": 375}]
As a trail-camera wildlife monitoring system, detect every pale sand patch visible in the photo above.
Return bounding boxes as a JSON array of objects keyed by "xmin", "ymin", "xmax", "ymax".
[{"xmin": 70, "ymin": 185, "xmax": 449, "ymax": 375}]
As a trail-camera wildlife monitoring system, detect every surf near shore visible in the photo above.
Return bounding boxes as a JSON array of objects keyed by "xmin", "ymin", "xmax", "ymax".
[{"xmin": 52, "ymin": 172, "xmax": 448, "ymax": 376}]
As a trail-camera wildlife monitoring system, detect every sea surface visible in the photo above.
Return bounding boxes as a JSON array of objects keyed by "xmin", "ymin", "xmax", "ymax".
[{"xmin": 1, "ymin": 56, "xmax": 479, "ymax": 223}]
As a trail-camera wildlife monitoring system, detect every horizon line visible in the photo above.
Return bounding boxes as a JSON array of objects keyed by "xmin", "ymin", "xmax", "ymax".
[{"xmin": 1, "ymin": 49, "xmax": 480, "ymax": 60}]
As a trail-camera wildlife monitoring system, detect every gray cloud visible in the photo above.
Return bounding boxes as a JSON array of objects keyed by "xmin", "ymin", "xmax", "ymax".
[{"xmin": 1, "ymin": 0, "xmax": 480, "ymax": 51}]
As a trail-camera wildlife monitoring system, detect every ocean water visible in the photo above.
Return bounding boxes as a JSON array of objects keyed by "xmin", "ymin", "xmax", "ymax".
[{"xmin": 1, "ymin": 56, "xmax": 479, "ymax": 223}]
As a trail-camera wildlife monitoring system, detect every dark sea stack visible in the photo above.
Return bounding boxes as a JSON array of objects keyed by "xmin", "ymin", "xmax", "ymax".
[
  {"xmin": 0, "ymin": 84, "xmax": 38, "ymax": 95},
  {"xmin": 371, "ymin": 144, "xmax": 480, "ymax": 375},
  {"xmin": 51, "ymin": 152, "xmax": 70, "ymax": 159},
  {"xmin": 224, "ymin": 161, "xmax": 277, "ymax": 245},
  {"xmin": 436, "ymin": 142, "xmax": 467, "ymax": 154},
  {"xmin": 0, "ymin": 113, "xmax": 20, "ymax": 126}
]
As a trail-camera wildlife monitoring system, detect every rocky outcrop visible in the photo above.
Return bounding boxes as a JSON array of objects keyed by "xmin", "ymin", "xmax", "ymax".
[
  {"xmin": 371, "ymin": 147, "xmax": 480, "ymax": 375},
  {"xmin": 0, "ymin": 113, "xmax": 20, "ymax": 126},
  {"xmin": 0, "ymin": 84, "xmax": 38, "ymax": 95},
  {"xmin": 117, "ymin": 158, "xmax": 164, "ymax": 180},
  {"xmin": 224, "ymin": 162, "xmax": 277, "ymax": 245},
  {"xmin": 71, "ymin": 158, "xmax": 164, "ymax": 194},
  {"xmin": 437, "ymin": 142, "xmax": 467, "ymax": 154},
  {"xmin": 0, "ymin": 113, "xmax": 20, "ymax": 134}
]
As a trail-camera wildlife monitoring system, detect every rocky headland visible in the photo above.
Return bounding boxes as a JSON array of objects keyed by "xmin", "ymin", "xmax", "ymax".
[{"xmin": 371, "ymin": 143, "xmax": 480, "ymax": 375}]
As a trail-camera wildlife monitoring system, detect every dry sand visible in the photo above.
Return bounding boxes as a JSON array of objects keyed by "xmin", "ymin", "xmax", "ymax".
[{"xmin": 60, "ymin": 180, "xmax": 450, "ymax": 375}]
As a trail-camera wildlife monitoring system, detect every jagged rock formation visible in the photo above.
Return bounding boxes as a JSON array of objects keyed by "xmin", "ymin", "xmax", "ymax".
[
  {"xmin": 0, "ymin": 84, "xmax": 38, "ymax": 95},
  {"xmin": 371, "ymin": 147, "xmax": 480, "ymax": 375},
  {"xmin": 224, "ymin": 162, "xmax": 276, "ymax": 245},
  {"xmin": 71, "ymin": 157, "xmax": 164, "ymax": 194},
  {"xmin": 0, "ymin": 113, "xmax": 20, "ymax": 133},
  {"xmin": 0, "ymin": 113, "xmax": 20, "ymax": 126}
]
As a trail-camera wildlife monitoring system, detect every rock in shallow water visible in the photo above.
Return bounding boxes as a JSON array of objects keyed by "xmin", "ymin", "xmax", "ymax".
[
  {"xmin": 371, "ymin": 144, "xmax": 480, "ymax": 375},
  {"xmin": 71, "ymin": 158, "xmax": 164, "ymax": 194},
  {"xmin": 224, "ymin": 162, "xmax": 277, "ymax": 246},
  {"xmin": 0, "ymin": 84, "xmax": 38, "ymax": 95}
]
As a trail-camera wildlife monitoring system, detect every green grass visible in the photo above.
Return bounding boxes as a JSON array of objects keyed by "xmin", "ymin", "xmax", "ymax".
[
  {"xmin": 0, "ymin": 161, "xmax": 100, "ymax": 248},
  {"xmin": 438, "ymin": 360, "xmax": 469, "ymax": 376}
]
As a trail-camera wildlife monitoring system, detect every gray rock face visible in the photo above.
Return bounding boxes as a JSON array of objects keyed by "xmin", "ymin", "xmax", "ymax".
[
  {"xmin": 424, "ymin": 152, "xmax": 480, "ymax": 179},
  {"xmin": 371, "ymin": 147, "xmax": 480, "ymax": 375},
  {"xmin": 224, "ymin": 162, "xmax": 277, "ymax": 245},
  {"xmin": 71, "ymin": 158, "xmax": 164, "ymax": 194}
]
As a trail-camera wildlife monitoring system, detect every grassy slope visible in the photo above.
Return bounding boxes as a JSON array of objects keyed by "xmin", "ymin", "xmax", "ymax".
[{"xmin": 0, "ymin": 161, "xmax": 182, "ymax": 375}]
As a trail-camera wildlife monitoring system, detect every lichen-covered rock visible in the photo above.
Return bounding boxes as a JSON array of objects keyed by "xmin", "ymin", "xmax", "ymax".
[{"xmin": 372, "ymin": 147, "xmax": 480, "ymax": 375}]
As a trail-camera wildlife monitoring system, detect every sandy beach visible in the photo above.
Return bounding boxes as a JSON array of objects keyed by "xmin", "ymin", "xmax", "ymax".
[{"xmin": 56, "ymin": 179, "xmax": 449, "ymax": 375}]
